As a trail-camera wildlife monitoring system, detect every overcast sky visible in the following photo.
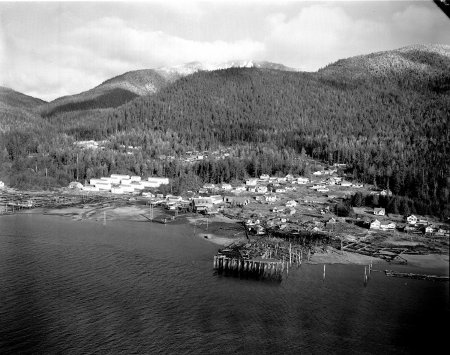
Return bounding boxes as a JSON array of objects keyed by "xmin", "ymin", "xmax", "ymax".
[{"xmin": 0, "ymin": 0, "xmax": 449, "ymax": 101}]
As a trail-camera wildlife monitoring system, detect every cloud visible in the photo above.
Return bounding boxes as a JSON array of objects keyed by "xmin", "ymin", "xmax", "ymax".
[
  {"xmin": 264, "ymin": 3, "xmax": 450, "ymax": 70},
  {"xmin": 1, "ymin": 16, "xmax": 265, "ymax": 100}
]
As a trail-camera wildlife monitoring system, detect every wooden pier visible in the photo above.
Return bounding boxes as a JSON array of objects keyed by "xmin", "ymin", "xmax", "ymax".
[{"xmin": 213, "ymin": 255, "xmax": 284, "ymax": 280}]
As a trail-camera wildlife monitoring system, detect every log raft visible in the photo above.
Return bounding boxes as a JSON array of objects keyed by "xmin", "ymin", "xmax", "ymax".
[{"xmin": 384, "ymin": 270, "xmax": 449, "ymax": 281}]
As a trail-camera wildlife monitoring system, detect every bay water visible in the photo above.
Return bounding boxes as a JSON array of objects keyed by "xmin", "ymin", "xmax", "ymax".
[{"xmin": 0, "ymin": 214, "xmax": 448, "ymax": 354}]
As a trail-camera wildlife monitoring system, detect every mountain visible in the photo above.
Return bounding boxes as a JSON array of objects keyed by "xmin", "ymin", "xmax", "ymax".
[
  {"xmin": 39, "ymin": 61, "xmax": 296, "ymax": 117},
  {"xmin": 319, "ymin": 44, "xmax": 450, "ymax": 86},
  {"xmin": 0, "ymin": 87, "xmax": 47, "ymax": 133}
]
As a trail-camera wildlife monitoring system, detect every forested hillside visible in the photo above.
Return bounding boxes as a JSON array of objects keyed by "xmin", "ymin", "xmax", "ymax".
[{"xmin": 1, "ymin": 45, "xmax": 449, "ymax": 218}]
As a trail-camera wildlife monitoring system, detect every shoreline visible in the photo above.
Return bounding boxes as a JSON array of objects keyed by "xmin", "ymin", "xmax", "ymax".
[{"xmin": 7, "ymin": 204, "xmax": 449, "ymax": 273}]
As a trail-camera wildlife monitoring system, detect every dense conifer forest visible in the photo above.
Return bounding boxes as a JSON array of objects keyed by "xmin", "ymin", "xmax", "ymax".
[{"xmin": 1, "ymin": 47, "xmax": 449, "ymax": 218}]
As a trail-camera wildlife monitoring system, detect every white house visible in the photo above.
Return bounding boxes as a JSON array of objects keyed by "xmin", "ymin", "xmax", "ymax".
[
  {"xmin": 260, "ymin": 174, "xmax": 270, "ymax": 180},
  {"xmin": 257, "ymin": 186, "xmax": 268, "ymax": 193},
  {"xmin": 340, "ymin": 181, "xmax": 352, "ymax": 187},
  {"xmin": 265, "ymin": 195, "xmax": 277, "ymax": 203},
  {"xmin": 424, "ymin": 226, "xmax": 434, "ymax": 234},
  {"xmin": 247, "ymin": 186, "xmax": 257, "ymax": 193},
  {"xmin": 130, "ymin": 176, "xmax": 141, "ymax": 182},
  {"xmin": 297, "ymin": 177, "xmax": 309, "ymax": 184},
  {"xmin": 405, "ymin": 215, "xmax": 418, "ymax": 225},
  {"xmin": 374, "ymin": 208, "xmax": 385, "ymax": 216},
  {"xmin": 147, "ymin": 177, "xmax": 169, "ymax": 186},
  {"xmin": 0, "ymin": 181, "xmax": 4, "ymax": 188},
  {"xmin": 286, "ymin": 200, "xmax": 297, "ymax": 208},
  {"xmin": 370, "ymin": 219, "xmax": 381, "ymax": 229},
  {"xmin": 111, "ymin": 174, "xmax": 130, "ymax": 180},
  {"xmin": 380, "ymin": 189, "xmax": 393, "ymax": 196},
  {"xmin": 246, "ymin": 179, "xmax": 258, "ymax": 186},
  {"xmin": 221, "ymin": 183, "xmax": 232, "ymax": 190},
  {"xmin": 210, "ymin": 195, "xmax": 224, "ymax": 204},
  {"xmin": 380, "ymin": 222, "xmax": 396, "ymax": 230},
  {"xmin": 68, "ymin": 181, "xmax": 83, "ymax": 189}
]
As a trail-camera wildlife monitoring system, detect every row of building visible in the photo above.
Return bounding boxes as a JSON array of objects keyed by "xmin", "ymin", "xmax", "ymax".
[{"xmin": 74, "ymin": 174, "xmax": 169, "ymax": 194}]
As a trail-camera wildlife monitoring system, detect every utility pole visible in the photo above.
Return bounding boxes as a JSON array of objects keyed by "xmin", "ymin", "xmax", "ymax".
[{"xmin": 76, "ymin": 153, "xmax": 79, "ymax": 181}]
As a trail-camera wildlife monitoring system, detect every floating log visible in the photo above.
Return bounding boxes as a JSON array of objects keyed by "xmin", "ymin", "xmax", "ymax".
[{"xmin": 384, "ymin": 270, "xmax": 449, "ymax": 281}]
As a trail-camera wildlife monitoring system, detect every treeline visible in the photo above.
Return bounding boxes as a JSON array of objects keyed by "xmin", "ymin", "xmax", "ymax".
[{"xmin": 348, "ymin": 192, "xmax": 445, "ymax": 218}]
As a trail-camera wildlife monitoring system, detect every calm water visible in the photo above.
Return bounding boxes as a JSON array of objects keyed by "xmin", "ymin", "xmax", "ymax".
[{"xmin": 0, "ymin": 214, "xmax": 448, "ymax": 354}]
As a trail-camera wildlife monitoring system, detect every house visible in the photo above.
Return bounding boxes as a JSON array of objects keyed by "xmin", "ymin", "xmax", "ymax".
[
  {"xmin": 271, "ymin": 206, "xmax": 283, "ymax": 213},
  {"xmin": 147, "ymin": 177, "xmax": 169, "ymax": 187},
  {"xmin": 260, "ymin": 174, "xmax": 270, "ymax": 180},
  {"xmin": 276, "ymin": 177, "xmax": 287, "ymax": 183},
  {"xmin": 380, "ymin": 189, "xmax": 392, "ymax": 196},
  {"xmin": 370, "ymin": 219, "xmax": 381, "ymax": 229},
  {"xmin": 287, "ymin": 208, "xmax": 296, "ymax": 215},
  {"xmin": 130, "ymin": 176, "xmax": 141, "ymax": 182},
  {"xmin": 317, "ymin": 188, "xmax": 329, "ymax": 192},
  {"xmin": 353, "ymin": 184, "xmax": 363, "ymax": 188},
  {"xmin": 265, "ymin": 195, "xmax": 277, "ymax": 203},
  {"xmin": 405, "ymin": 215, "xmax": 417, "ymax": 225},
  {"xmin": 245, "ymin": 219, "xmax": 260, "ymax": 226},
  {"xmin": 223, "ymin": 196, "xmax": 249, "ymax": 206},
  {"xmin": 275, "ymin": 187, "xmax": 286, "ymax": 193},
  {"xmin": 257, "ymin": 186, "xmax": 268, "ymax": 193},
  {"xmin": 297, "ymin": 177, "xmax": 309, "ymax": 184},
  {"xmin": 247, "ymin": 186, "xmax": 257, "ymax": 193},
  {"xmin": 68, "ymin": 181, "xmax": 83, "ymax": 189},
  {"xmin": 311, "ymin": 184, "xmax": 326, "ymax": 190},
  {"xmin": 404, "ymin": 225, "xmax": 417, "ymax": 232},
  {"xmin": 245, "ymin": 179, "xmax": 258, "ymax": 186},
  {"xmin": 285, "ymin": 174, "xmax": 294, "ymax": 181},
  {"xmin": 221, "ymin": 183, "xmax": 232, "ymax": 190},
  {"xmin": 286, "ymin": 200, "xmax": 297, "ymax": 208},
  {"xmin": 111, "ymin": 174, "xmax": 130, "ymax": 180},
  {"xmin": 192, "ymin": 198, "xmax": 213, "ymax": 213},
  {"xmin": 255, "ymin": 225, "xmax": 265, "ymax": 235},
  {"xmin": 203, "ymin": 183, "xmax": 215, "ymax": 190},
  {"xmin": 313, "ymin": 171, "xmax": 323, "ymax": 176},
  {"xmin": 380, "ymin": 222, "xmax": 396, "ymax": 230},
  {"xmin": 209, "ymin": 195, "xmax": 224, "ymax": 204},
  {"xmin": 374, "ymin": 208, "xmax": 385, "ymax": 216},
  {"xmin": 0, "ymin": 181, "xmax": 5, "ymax": 188},
  {"xmin": 423, "ymin": 226, "xmax": 434, "ymax": 234},
  {"xmin": 340, "ymin": 181, "xmax": 352, "ymax": 187}
]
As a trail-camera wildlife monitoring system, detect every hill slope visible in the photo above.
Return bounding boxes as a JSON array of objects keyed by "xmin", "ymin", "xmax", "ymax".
[{"xmin": 0, "ymin": 87, "xmax": 47, "ymax": 133}]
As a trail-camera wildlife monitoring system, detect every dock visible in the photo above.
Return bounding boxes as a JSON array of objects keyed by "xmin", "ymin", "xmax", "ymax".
[{"xmin": 214, "ymin": 255, "xmax": 284, "ymax": 281}]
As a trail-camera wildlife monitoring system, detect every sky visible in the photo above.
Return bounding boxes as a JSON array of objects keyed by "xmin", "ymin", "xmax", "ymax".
[{"xmin": 0, "ymin": 0, "xmax": 449, "ymax": 101}]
